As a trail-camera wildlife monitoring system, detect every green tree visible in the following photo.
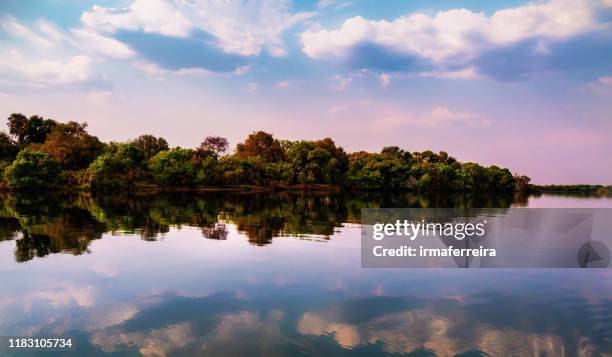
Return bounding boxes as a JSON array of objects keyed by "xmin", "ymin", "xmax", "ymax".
[
  {"xmin": 514, "ymin": 174, "xmax": 531, "ymax": 191},
  {"xmin": 7, "ymin": 113, "xmax": 57, "ymax": 147},
  {"xmin": 285, "ymin": 139, "xmax": 348, "ymax": 184},
  {"xmin": 132, "ymin": 134, "xmax": 169, "ymax": 159},
  {"xmin": 0, "ymin": 132, "xmax": 19, "ymax": 162},
  {"xmin": 87, "ymin": 144, "xmax": 145, "ymax": 190},
  {"xmin": 4, "ymin": 150, "xmax": 64, "ymax": 190},
  {"xmin": 149, "ymin": 148, "xmax": 197, "ymax": 187}
]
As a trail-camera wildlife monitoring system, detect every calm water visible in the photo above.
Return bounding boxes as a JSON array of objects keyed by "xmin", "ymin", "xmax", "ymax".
[{"xmin": 0, "ymin": 192, "xmax": 611, "ymax": 356}]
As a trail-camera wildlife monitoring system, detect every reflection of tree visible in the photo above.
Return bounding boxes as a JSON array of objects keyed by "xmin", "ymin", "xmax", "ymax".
[
  {"xmin": 202, "ymin": 223, "xmax": 228, "ymax": 240},
  {"xmin": 0, "ymin": 217, "xmax": 20, "ymax": 241},
  {"xmin": 0, "ymin": 190, "xmax": 521, "ymax": 261}
]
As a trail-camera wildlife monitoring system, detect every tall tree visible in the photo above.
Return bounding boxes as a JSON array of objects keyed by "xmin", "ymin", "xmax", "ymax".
[
  {"xmin": 7, "ymin": 113, "xmax": 56, "ymax": 147},
  {"xmin": 236, "ymin": 131, "xmax": 283, "ymax": 163},
  {"xmin": 198, "ymin": 136, "xmax": 229, "ymax": 159},
  {"xmin": 0, "ymin": 132, "xmax": 19, "ymax": 162},
  {"xmin": 36, "ymin": 122, "xmax": 104, "ymax": 170},
  {"xmin": 131, "ymin": 135, "xmax": 169, "ymax": 159}
]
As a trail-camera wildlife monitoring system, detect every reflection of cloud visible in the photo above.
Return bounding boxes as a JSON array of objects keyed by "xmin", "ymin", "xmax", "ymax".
[
  {"xmin": 92, "ymin": 322, "xmax": 195, "ymax": 357},
  {"xmin": 477, "ymin": 327, "xmax": 565, "ymax": 356},
  {"xmin": 31, "ymin": 285, "xmax": 95, "ymax": 308},
  {"xmin": 297, "ymin": 301, "xmax": 580, "ymax": 356},
  {"xmin": 298, "ymin": 312, "xmax": 360, "ymax": 348},
  {"xmin": 85, "ymin": 303, "xmax": 138, "ymax": 330},
  {"xmin": 92, "ymin": 310, "xmax": 287, "ymax": 356}
]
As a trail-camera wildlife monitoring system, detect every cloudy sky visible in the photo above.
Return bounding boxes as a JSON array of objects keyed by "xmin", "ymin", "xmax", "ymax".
[{"xmin": 1, "ymin": 0, "xmax": 611, "ymax": 184}]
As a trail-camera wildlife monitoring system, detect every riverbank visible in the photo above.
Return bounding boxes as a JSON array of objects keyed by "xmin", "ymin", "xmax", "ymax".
[{"xmin": 531, "ymin": 184, "xmax": 612, "ymax": 195}]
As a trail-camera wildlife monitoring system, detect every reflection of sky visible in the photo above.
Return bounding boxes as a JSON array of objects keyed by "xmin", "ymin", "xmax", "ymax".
[
  {"xmin": 1, "ymin": 198, "xmax": 612, "ymax": 355},
  {"xmin": 1, "ymin": 1, "xmax": 612, "ymax": 184}
]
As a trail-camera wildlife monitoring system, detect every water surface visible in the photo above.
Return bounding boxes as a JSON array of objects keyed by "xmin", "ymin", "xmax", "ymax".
[{"xmin": 0, "ymin": 192, "xmax": 611, "ymax": 356}]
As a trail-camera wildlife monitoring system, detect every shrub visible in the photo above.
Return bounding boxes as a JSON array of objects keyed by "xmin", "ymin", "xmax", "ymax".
[{"xmin": 4, "ymin": 150, "xmax": 64, "ymax": 190}]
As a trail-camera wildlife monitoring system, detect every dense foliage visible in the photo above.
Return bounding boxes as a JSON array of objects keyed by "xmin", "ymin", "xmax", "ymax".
[
  {"xmin": 4, "ymin": 149, "xmax": 64, "ymax": 190},
  {"xmin": 0, "ymin": 113, "xmax": 532, "ymax": 192}
]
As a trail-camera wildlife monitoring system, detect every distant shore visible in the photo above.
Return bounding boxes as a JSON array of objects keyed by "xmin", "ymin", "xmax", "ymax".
[{"xmin": 531, "ymin": 184, "xmax": 611, "ymax": 194}]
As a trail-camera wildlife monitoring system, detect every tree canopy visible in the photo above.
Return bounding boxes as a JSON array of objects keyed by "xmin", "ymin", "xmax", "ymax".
[{"xmin": 0, "ymin": 113, "xmax": 532, "ymax": 193}]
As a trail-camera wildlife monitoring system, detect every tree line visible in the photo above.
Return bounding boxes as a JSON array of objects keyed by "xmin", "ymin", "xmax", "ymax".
[{"xmin": 0, "ymin": 113, "xmax": 532, "ymax": 192}]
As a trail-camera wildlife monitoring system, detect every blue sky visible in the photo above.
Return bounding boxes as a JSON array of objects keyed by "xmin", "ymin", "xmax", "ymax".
[{"xmin": 0, "ymin": 0, "xmax": 611, "ymax": 184}]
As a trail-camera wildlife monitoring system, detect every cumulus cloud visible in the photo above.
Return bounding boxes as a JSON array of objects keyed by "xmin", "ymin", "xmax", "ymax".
[
  {"xmin": 81, "ymin": 0, "xmax": 315, "ymax": 58},
  {"xmin": 0, "ymin": 50, "xmax": 97, "ymax": 88},
  {"xmin": 81, "ymin": 1, "xmax": 192, "ymax": 37},
  {"xmin": 300, "ymin": 0, "xmax": 612, "ymax": 80}
]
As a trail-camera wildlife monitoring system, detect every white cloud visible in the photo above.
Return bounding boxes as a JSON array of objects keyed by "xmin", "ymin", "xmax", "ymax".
[
  {"xmin": 427, "ymin": 106, "xmax": 490, "ymax": 127},
  {"xmin": 301, "ymin": 0, "xmax": 600, "ymax": 69},
  {"xmin": 72, "ymin": 28, "xmax": 135, "ymax": 59},
  {"xmin": 36, "ymin": 19, "xmax": 67, "ymax": 44},
  {"xmin": 375, "ymin": 107, "xmax": 490, "ymax": 129},
  {"xmin": 185, "ymin": 0, "xmax": 315, "ymax": 57},
  {"xmin": 1, "ymin": 15, "xmax": 134, "ymax": 64},
  {"xmin": 0, "ymin": 51, "xmax": 94, "ymax": 87},
  {"xmin": 81, "ymin": 0, "xmax": 315, "ymax": 57},
  {"xmin": 1, "ymin": 16, "xmax": 59, "ymax": 48},
  {"xmin": 81, "ymin": 1, "xmax": 192, "ymax": 37},
  {"xmin": 0, "ymin": 17, "xmax": 108, "ymax": 88},
  {"xmin": 420, "ymin": 67, "xmax": 480, "ymax": 80}
]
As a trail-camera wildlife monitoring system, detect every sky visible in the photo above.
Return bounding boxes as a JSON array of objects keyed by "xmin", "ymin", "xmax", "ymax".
[{"xmin": 0, "ymin": 0, "xmax": 611, "ymax": 184}]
